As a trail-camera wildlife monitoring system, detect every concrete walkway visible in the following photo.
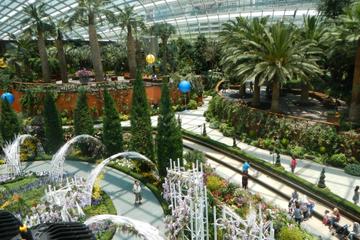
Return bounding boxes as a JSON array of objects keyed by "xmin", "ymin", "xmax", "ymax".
[
  {"xmin": 0, "ymin": 161, "xmax": 165, "ymax": 240},
  {"xmin": 176, "ymin": 97, "xmax": 360, "ymax": 204}
]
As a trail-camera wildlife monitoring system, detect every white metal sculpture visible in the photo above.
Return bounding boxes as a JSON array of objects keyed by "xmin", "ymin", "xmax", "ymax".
[
  {"xmin": 213, "ymin": 205, "xmax": 275, "ymax": 240},
  {"xmin": 2, "ymin": 134, "xmax": 32, "ymax": 179},
  {"xmin": 163, "ymin": 160, "xmax": 209, "ymax": 240},
  {"xmin": 85, "ymin": 214, "xmax": 164, "ymax": 240},
  {"xmin": 49, "ymin": 134, "xmax": 102, "ymax": 181},
  {"xmin": 85, "ymin": 151, "xmax": 158, "ymax": 206}
]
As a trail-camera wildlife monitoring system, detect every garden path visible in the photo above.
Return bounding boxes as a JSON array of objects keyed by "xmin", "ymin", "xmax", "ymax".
[{"xmin": 0, "ymin": 161, "xmax": 165, "ymax": 240}]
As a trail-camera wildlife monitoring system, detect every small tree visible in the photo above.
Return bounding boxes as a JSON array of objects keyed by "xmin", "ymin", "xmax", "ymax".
[
  {"xmin": 275, "ymin": 151, "xmax": 281, "ymax": 166},
  {"xmin": 156, "ymin": 79, "xmax": 183, "ymax": 177},
  {"xmin": 74, "ymin": 89, "xmax": 94, "ymax": 136},
  {"xmin": 0, "ymin": 99, "xmax": 21, "ymax": 142},
  {"xmin": 318, "ymin": 168, "xmax": 326, "ymax": 188},
  {"xmin": 103, "ymin": 90, "xmax": 123, "ymax": 156},
  {"xmin": 43, "ymin": 93, "xmax": 63, "ymax": 153},
  {"xmin": 130, "ymin": 70, "xmax": 154, "ymax": 160}
]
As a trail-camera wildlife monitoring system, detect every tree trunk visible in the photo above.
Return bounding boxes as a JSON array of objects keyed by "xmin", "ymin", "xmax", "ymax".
[
  {"xmin": 271, "ymin": 80, "xmax": 280, "ymax": 112},
  {"xmin": 300, "ymin": 82, "xmax": 309, "ymax": 105},
  {"xmin": 253, "ymin": 78, "xmax": 260, "ymax": 107},
  {"xmin": 37, "ymin": 30, "xmax": 50, "ymax": 82},
  {"xmin": 127, "ymin": 25, "xmax": 137, "ymax": 79},
  {"xmin": 349, "ymin": 38, "xmax": 360, "ymax": 123},
  {"xmin": 55, "ymin": 36, "xmax": 68, "ymax": 83},
  {"xmin": 88, "ymin": 14, "xmax": 104, "ymax": 82}
]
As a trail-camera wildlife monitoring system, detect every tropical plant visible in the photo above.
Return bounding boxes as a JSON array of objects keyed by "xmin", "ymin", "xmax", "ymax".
[
  {"xmin": 74, "ymin": 88, "xmax": 94, "ymax": 136},
  {"xmin": 130, "ymin": 70, "xmax": 154, "ymax": 160},
  {"xmin": 69, "ymin": 0, "xmax": 114, "ymax": 81},
  {"xmin": 50, "ymin": 19, "xmax": 68, "ymax": 83},
  {"xmin": 318, "ymin": 0, "xmax": 353, "ymax": 19},
  {"xmin": 340, "ymin": 0, "xmax": 360, "ymax": 123},
  {"xmin": 102, "ymin": 90, "xmax": 123, "ymax": 156},
  {"xmin": 221, "ymin": 19, "xmax": 322, "ymax": 112},
  {"xmin": 156, "ymin": 79, "xmax": 183, "ymax": 176},
  {"xmin": 43, "ymin": 93, "xmax": 63, "ymax": 153},
  {"xmin": 101, "ymin": 43, "xmax": 127, "ymax": 74},
  {"xmin": 111, "ymin": 5, "xmax": 145, "ymax": 79},
  {"xmin": 21, "ymin": 2, "xmax": 52, "ymax": 82},
  {"xmin": 150, "ymin": 23, "xmax": 176, "ymax": 74},
  {"xmin": 193, "ymin": 34, "xmax": 209, "ymax": 74}
]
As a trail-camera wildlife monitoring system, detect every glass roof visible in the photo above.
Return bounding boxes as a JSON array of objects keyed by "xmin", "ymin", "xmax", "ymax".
[{"xmin": 0, "ymin": 0, "xmax": 319, "ymax": 41}]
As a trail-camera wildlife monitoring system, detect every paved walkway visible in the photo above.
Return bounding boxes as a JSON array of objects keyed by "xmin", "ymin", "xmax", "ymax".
[
  {"xmin": 176, "ymin": 97, "xmax": 360, "ymax": 204},
  {"xmin": 0, "ymin": 161, "xmax": 165, "ymax": 240}
]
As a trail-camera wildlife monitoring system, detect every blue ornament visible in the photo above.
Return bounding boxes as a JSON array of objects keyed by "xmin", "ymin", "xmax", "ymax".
[
  {"xmin": 1, "ymin": 92, "xmax": 15, "ymax": 104},
  {"xmin": 178, "ymin": 80, "xmax": 191, "ymax": 93}
]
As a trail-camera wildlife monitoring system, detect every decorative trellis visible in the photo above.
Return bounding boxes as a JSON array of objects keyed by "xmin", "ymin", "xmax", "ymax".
[
  {"xmin": 163, "ymin": 159, "xmax": 209, "ymax": 240},
  {"xmin": 213, "ymin": 205, "xmax": 275, "ymax": 240}
]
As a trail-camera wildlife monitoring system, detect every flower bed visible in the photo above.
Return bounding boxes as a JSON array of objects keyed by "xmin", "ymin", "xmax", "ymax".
[{"xmin": 205, "ymin": 95, "xmax": 360, "ymax": 165}]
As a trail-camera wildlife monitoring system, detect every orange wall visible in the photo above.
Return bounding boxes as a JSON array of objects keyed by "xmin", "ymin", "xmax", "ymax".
[{"xmin": 1, "ymin": 85, "xmax": 181, "ymax": 116}]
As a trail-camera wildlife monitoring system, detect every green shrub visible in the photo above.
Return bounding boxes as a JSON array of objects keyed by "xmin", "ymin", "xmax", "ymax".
[
  {"xmin": 278, "ymin": 226, "xmax": 304, "ymax": 240},
  {"xmin": 188, "ymin": 99, "xmax": 198, "ymax": 110},
  {"xmin": 344, "ymin": 164, "xmax": 360, "ymax": 176},
  {"xmin": 290, "ymin": 145, "xmax": 305, "ymax": 158},
  {"xmin": 207, "ymin": 175, "xmax": 224, "ymax": 192},
  {"xmin": 328, "ymin": 153, "xmax": 348, "ymax": 168},
  {"xmin": 209, "ymin": 119, "xmax": 220, "ymax": 129},
  {"xmin": 219, "ymin": 123, "xmax": 235, "ymax": 137},
  {"xmin": 184, "ymin": 150, "xmax": 205, "ymax": 166}
]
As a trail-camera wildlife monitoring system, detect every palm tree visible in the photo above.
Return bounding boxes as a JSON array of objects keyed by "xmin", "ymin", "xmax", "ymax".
[
  {"xmin": 21, "ymin": 2, "xmax": 52, "ymax": 82},
  {"xmin": 150, "ymin": 23, "xmax": 176, "ymax": 74},
  {"xmin": 50, "ymin": 19, "xmax": 68, "ymax": 83},
  {"xmin": 299, "ymin": 16, "xmax": 328, "ymax": 104},
  {"xmin": 112, "ymin": 5, "xmax": 145, "ymax": 79},
  {"xmin": 220, "ymin": 17, "xmax": 269, "ymax": 107},
  {"xmin": 221, "ymin": 20, "xmax": 322, "ymax": 112},
  {"xmin": 341, "ymin": 0, "xmax": 360, "ymax": 123},
  {"xmin": 69, "ymin": 0, "xmax": 114, "ymax": 82}
]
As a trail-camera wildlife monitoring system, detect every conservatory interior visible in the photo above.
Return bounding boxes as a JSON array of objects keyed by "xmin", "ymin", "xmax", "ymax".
[{"xmin": 0, "ymin": 0, "xmax": 360, "ymax": 239}]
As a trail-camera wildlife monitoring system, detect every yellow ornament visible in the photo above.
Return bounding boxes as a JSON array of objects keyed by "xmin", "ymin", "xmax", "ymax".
[
  {"xmin": 0, "ymin": 58, "xmax": 7, "ymax": 68},
  {"xmin": 146, "ymin": 54, "xmax": 155, "ymax": 64}
]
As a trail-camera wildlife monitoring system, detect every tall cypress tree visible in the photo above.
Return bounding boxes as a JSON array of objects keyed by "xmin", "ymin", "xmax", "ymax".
[
  {"xmin": 130, "ymin": 70, "xmax": 154, "ymax": 160},
  {"xmin": 156, "ymin": 79, "xmax": 183, "ymax": 177},
  {"xmin": 74, "ymin": 89, "xmax": 94, "ymax": 136},
  {"xmin": 43, "ymin": 93, "xmax": 63, "ymax": 153},
  {"xmin": 103, "ymin": 89, "xmax": 123, "ymax": 156},
  {"xmin": 0, "ymin": 99, "xmax": 20, "ymax": 143}
]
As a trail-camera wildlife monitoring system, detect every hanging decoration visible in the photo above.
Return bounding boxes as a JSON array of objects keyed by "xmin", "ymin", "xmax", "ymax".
[
  {"xmin": 1, "ymin": 92, "xmax": 15, "ymax": 104},
  {"xmin": 178, "ymin": 80, "xmax": 191, "ymax": 93},
  {"xmin": 146, "ymin": 54, "xmax": 156, "ymax": 64}
]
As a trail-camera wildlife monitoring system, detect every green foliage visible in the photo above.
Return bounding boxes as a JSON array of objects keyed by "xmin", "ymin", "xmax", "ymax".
[
  {"xmin": 102, "ymin": 90, "xmax": 123, "ymax": 156},
  {"xmin": 193, "ymin": 34, "xmax": 209, "ymax": 74},
  {"xmin": 187, "ymin": 99, "xmax": 198, "ymax": 110},
  {"xmin": 278, "ymin": 226, "xmax": 304, "ymax": 240},
  {"xmin": 20, "ymin": 91, "xmax": 43, "ymax": 117},
  {"xmin": 130, "ymin": 70, "xmax": 154, "ymax": 160},
  {"xmin": 74, "ymin": 89, "xmax": 94, "ymax": 136},
  {"xmin": 318, "ymin": 168, "xmax": 326, "ymax": 188},
  {"xmin": 83, "ymin": 191, "xmax": 117, "ymax": 217},
  {"xmin": 219, "ymin": 123, "xmax": 235, "ymax": 137},
  {"xmin": 318, "ymin": 0, "xmax": 353, "ymax": 19},
  {"xmin": 344, "ymin": 164, "xmax": 360, "ymax": 176},
  {"xmin": 184, "ymin": 150, "xmax": 205, "ymax": 169},
  {"xmin": 0, "ymin": 99, "xmax": 21, "ymax": 142},
  {"xmin": 43, "ymin": 93, "xmax": 63, "ymax": 153},
  {"xmin": 156, "ymin": 80, "xmax": 183, "ymax": 177},
  {"xmin": 328, "ymin": 153, "xmax": 348, "ymax": 168},
  {"xmin": 206, "ymin": 175, "xmax": 224, "ymax": 192}
]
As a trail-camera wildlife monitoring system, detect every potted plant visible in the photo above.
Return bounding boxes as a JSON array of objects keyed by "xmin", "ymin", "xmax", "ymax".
[{"xmin": 75, "ymin": 68, "xmax": 93, "ymax": 84}]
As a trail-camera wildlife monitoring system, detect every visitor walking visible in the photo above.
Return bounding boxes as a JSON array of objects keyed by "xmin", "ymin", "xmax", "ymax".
[
  {"xmin": 293, "ymin": 203, "xmax": 303, "ymax": 225},
  {"xmin": 242, "ymin": 162, "xmax": 250, "ymax": 172},
  {"xmin": 290, "ymin": 156, "xmax": 297, "ymax": 173},
  {"xmin": 353, "ymin": 186, "xmax": 359, "ymax": 205},
  {"xmin": 242, "ymin": 170, "xmax": 249, "ymax": 190},
  {"xmin": 349, "ymin": 222, "xmax": 360, "ymax": 240},
  {"xmin": 133, "ymin": 180, "xmax": 142, "ymax": 205}
]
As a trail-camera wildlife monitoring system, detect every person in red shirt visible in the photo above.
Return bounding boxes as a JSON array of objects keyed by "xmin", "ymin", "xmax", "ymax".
[{"xmin": 290, "ymin": 156, "xmax": 297, "ymax": 173}]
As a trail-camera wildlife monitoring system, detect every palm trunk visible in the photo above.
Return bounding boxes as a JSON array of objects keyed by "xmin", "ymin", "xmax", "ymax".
[
  {"xmin": 88, "ymin": 14, "xmax": 104, "ymax": 82},
  {"xmin": 55, "ymin": 36, "xmax": 68, "ymax": 83},
  {"xmin": 271, "ymin": 80, "xmax": 280, "ymax": 112},
  {"xmin": 300, "ymin": 82, "xmax": 309, "ymax": 105},
  {"xmin": 349, "ymin": 38, "xmax": 360, "ymax": 123},
  {"xmin": 37, "ymin": 30, "xmax": 50, "ymax": 82},
  {"xmin": 253, "ymin": 78, "xmax": 260, "ymax": 107},
  {"xmin": 127, "ymin": 25, "xmax": 137, "ymax": 79}
]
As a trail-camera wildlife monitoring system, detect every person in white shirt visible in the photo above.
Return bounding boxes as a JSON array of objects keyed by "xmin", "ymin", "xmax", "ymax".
[{"xmin": 133, "ymin": 180, "xmax": 142, "ymax": 205}]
